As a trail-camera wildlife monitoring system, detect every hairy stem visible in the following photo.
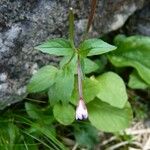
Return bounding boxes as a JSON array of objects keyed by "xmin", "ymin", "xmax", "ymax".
[{"xmin": 69, "ymin": 7, "xmax": 75, "ymax": 49}]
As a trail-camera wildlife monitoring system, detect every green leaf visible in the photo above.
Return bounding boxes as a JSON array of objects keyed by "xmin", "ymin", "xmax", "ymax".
[
  {"xmin": 108, "ymin": 35, "xmax": 150, "ymax": 84},
  {"xmin": 25, "ymin": 102, "xmax": 41, "ymax": 119},
  {"xmin": 128, "ymin": 71, "xmax": 149, "ymax": 89},
  {"xmin": 83, "ymin": 58, "xmax": 99, "ymax": 74},
  {"xmin": 8, "ymin": 123, "xmax": 19, "ymax": 147},
  {"xmin": 53, "ymin": 103, "xmax": 75, "ymax": 125},
  {"xmin": 35, "ymin": 38, "xmax": 73, "ymax": 56},
  {"xmin": 27, "ymin": 65, "xmax": 58, "ymax": 93},
  {"xmin": 74, "ymin": 123, "xmax": 99, "ymax": 149},
  {"xmin": 48, "ymin": 67, "xmax": 74, "ymax": 104},
  {"xmin": 25, "ymin": 103, "xmax": 54, "ymax": 126},
  {"xmin": 60, "ymin": 56, "xmax": 98, "ymax": 74},
  {"xmin": 96, "ymin": 72, "xmax": 128, "ymax": 108},
  {"xmin": 59, "ymin": 54, "xmax": 77, "ymax": 73},
  {"xmin": 21, "ymin": 136, "xmax": 38, "ymax": 150},
  {"xmin": 79, "ymin": 38, "xmax": 116, "ymax": 57},
  {"xmin": 87, "ymin": 99, "xmax": 133, "ymax": 132},
  {"xmin": 0, "ymin": 122, "xmax": 21, "ymax": 150},
  {"xmin": 70, "ymin": 77, "xmax": 99, "ymax": 105}
]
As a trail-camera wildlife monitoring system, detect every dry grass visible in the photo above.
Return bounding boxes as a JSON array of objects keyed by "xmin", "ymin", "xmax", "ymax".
[{"xmin": 99, "ymin": 121, "xmax": 150, "ymax": 150}]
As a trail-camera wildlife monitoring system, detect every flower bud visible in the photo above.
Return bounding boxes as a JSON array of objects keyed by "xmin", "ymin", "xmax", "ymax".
[{"xmin": 76, "ymin": 99, "xmax": 88, "ymax": 120}]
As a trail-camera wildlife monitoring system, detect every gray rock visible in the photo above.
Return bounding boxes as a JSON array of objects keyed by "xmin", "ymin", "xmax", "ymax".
[
  {"xmin": 125, "ymin": 3, "xmax": 150, "ymax": 36},
  {"xmin": 0, "ymin": 0, "xmax": 147, "ymax": 110}
]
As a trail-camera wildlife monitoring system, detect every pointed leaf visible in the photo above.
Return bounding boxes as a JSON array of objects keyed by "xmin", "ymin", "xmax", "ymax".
[
  {"xmin": 27, "ymin": 65, "xmax": 58, "ymax": 93},
  {"xmin": 35, "ymin": 38, "xmax": 73, "ymax": 56},
  {"xmin": 83, "ymin": 58, "xmax": 99, "ymax": 74},
  {"xmin": 79, "ymin": 38, "xmax": 116, "ymax": 57}
]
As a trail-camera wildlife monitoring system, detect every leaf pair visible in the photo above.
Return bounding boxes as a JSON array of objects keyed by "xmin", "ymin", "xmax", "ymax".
[
  {"xmin": 35, "ymin": 38, "xmax": 116, "ymax": 57},
  {"xmin": 28, "ymin": 37, "xmax": 117, "ymax": 103},
  {"xmin": 60, "ymin": 56, "xmax": 99, "ymax": 74}
]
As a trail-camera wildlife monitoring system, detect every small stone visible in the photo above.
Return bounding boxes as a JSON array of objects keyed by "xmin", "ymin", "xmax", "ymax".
[{"xmin": 0, "ymin": 73, "xmax": 7, "ymax": 82}]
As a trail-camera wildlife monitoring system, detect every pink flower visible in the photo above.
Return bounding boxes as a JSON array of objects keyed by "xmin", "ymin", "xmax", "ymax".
[{"xmin": 76, "ymin": 99, "xmax": 88, "ymax": 120}]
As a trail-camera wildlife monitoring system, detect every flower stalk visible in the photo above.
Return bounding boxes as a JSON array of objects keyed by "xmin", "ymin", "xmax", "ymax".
[
  {"xmin": 68, "ymin": 6, "xmax": 88, "ymax": 120},
  {"xmin": 76, "ymin": 54, "xmax": 88, "ymax": 120},
  {"xmin": 77, "ymin": 55, "xmax": 83, "ymax": 99}
]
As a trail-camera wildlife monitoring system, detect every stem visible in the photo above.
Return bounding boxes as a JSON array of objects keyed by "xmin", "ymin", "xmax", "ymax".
[
  {"xmin": 86, "ymin": 0, "xmax": 97, "ymax": 33},
  {"xmin": 77, "ymin": 55, "xmax": 83, "ymax": 99},
  {"xmin": 82, "ymin": 0, "xmax": 97, "ymax": 40},
  {"xmin": 72, "ymin": 143, "xmax": 79, "ymax": 150},
  {"xmin": 69, "ymin": 7, "xmax": 84, "ymax": 100},
  {"xmin": 69, "ymin": 7, "xmax": 75, "ymax": 49}
]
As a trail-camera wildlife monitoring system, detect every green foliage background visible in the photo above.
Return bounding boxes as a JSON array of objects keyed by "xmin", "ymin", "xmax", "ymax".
[{"xmin": 0, "ymin": 34, "xmax": 150, "ymax": 149}]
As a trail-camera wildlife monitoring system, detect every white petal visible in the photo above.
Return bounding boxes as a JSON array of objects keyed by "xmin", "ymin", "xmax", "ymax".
[{"xmin": 75, "ymin": 100, "xmax": 88, "ymax": 120}]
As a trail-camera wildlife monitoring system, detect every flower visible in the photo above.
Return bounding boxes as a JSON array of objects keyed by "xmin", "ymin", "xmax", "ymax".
[{"xmin": 76, "ymin": 99, "xmax": 88, "ymax": 120}]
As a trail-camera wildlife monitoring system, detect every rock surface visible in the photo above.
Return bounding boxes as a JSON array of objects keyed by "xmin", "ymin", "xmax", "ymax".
[
  {"xmin": 0, "ymin": 0, "xmax": 148, "ymax": 109},
  {"xmin": 125, "ymin": 4, "xmax": 150, "ymax": 36}
]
